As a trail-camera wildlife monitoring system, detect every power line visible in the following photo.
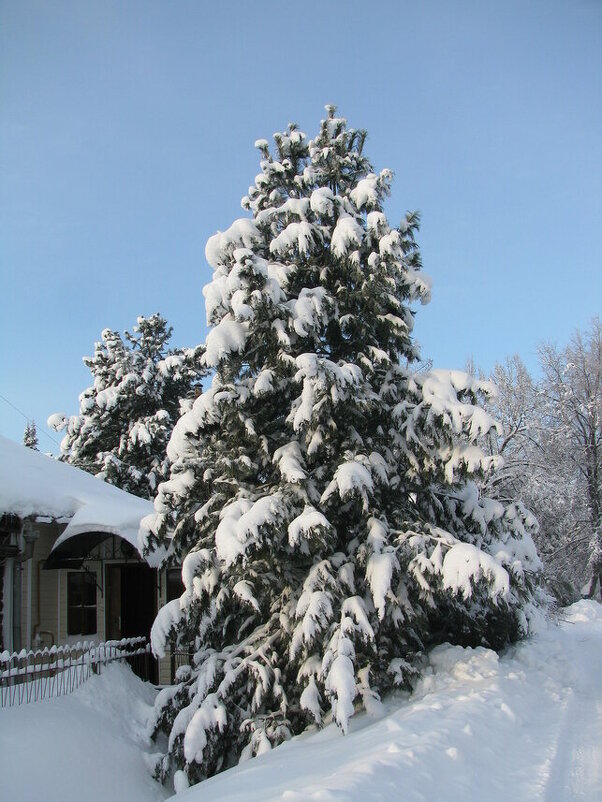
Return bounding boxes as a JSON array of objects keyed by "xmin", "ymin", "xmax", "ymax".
[{"xmin": 0, "ymin": 393, "xmax": 61, "ymax": 447}]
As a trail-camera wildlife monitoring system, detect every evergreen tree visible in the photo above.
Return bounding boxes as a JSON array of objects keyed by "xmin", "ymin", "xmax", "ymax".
[
  {"xmin": 48, "ymin": 314, "xmax": 205, "ymax": 500},
  {"xmin": 146, "ymin": 109, "xmax": 542, "ymax": 790},
  {"xmin": 23, "ymin": 420, "xmax": 39, "ymax": 450}
]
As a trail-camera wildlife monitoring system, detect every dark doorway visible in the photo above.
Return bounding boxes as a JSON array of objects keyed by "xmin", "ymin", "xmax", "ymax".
[
  {"xmin": 120, "ymin": 564, "xmax": 156, "ymax": 639},
  {"xmin": 105, "ymin": 563, "xmax": 158, "ymax": 682}
]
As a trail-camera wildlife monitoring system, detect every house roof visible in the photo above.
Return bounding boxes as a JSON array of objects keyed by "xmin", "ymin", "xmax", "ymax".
[{"xmin": 0, "ymin": 436, "xmax": 160, "ymax": 566}]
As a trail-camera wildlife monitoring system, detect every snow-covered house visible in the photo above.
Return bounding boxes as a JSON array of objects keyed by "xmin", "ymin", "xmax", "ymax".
[{"xmin": 0, "ymin": 436, "xmax": 176, "ymax": 680}]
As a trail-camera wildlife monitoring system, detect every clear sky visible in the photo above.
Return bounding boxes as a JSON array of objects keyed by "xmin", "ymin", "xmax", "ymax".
[{"xmin": 1, "ymin": 0, "xmax": 600, "ymax": 451}]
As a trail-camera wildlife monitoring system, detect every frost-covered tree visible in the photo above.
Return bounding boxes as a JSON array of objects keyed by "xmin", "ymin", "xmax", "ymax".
[
  {"xmin": 474, "ymin": 356, "xmax": 581, "ymax": 601},
  {"xmin": 470, "ymin": 325, "xmax": 601, "ymax": 601},
  {"xmin": 145, "ymin": 108, "xmax": 541, "ymax": 790},
  {"xmin": 23, "ymin": 420, "xmax": 39, "ymax": 450},
  {"xmin": 478, "ymin": 356, "xmax": 539, "ymax": 500},
  {"xmin": 48, "ymin": 314, "xmax": 205, "ymax": 500},
  {"xmin": 538, "ymin": 319, "xmax": 602, "ymax": 597}
]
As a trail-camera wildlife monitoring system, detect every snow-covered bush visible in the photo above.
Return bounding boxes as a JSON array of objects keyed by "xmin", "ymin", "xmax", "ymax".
[
  {"xmin": 146, "ymin": 108, "xmax": 542, "ymax": 789},
  {"xmin": 49, "ymin": 314, "xmax": 205, "ymax": 501}
]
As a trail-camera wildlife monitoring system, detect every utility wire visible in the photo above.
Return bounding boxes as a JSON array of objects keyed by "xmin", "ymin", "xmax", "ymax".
[{"xmin": 0, "ymin": 393, "xmax": 61, "ymax": 447}]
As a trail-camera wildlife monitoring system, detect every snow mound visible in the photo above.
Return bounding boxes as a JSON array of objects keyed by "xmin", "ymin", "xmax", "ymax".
[{"xmin": 0, "ymin": 663, "xmax": 168, "ymax": 802}]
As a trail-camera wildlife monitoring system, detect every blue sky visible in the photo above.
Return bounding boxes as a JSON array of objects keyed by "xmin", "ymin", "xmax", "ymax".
[{"xmin": 1, "ymin": 0, "xmax": 600, "ymax": 451}]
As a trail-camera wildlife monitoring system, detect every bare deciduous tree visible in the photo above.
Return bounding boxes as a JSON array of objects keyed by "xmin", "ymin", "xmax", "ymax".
[
  {"xmin": 471, "ymin": 320, "xmax": 601, "ymax": 600},
  {"xmin": 539, "ymin": 318, "xmax": 602, "ymax": 597}
]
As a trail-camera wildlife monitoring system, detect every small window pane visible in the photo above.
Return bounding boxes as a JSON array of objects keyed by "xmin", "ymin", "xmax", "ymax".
[
  {"xmin": 82, "ymin": 608, "xmax": 96, "ymax": 636},
  {"xmin": 68, "ymin": 606, "xmax": 82, "ymax": 635},
  {"xmin": 68, "ymin": 573, "xmax": 82, "ymax": 606},
  {"xmin": 82, "ymin": 574, "xmax": 96, "ymax": 605},
  {"xmin": 67, "ymin": 572, "xmax": 97, "ymax": 636}
]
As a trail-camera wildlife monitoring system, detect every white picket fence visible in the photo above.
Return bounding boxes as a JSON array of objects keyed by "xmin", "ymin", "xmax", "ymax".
[{"xmin": 0, "ymin": 636, "xmax": 150, "ymax": 707}]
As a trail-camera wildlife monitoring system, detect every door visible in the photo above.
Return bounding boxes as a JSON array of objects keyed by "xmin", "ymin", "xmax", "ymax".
[
  {"xmin": 105, "ymin": 565, "xmax": 122, "ymax": 640},
  {"xmin": 104, "ymin": 563, "xmax": 158, "ymax": 682},
  {"xmin": 120, "ymin": 564, "xmax": 156, "ymax": 639}
]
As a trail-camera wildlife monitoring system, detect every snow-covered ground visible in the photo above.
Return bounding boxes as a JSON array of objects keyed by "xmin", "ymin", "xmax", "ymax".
[
  {"xmin": 0, "ymin": 663, "xmax": 168, "ymax": 802},
  {"xmin": 2, "ymin": 601, "xmax": 601, "ymax": 802}
]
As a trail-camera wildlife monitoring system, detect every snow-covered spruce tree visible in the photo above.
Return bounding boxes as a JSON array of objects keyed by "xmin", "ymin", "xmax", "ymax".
[
  {"xmin": 146, "ymin": 108, "xmax": 542, "ymax": 790},
  {"xmin": 48, "ymin": 314, "xmax": 205, "ymax": 500}
]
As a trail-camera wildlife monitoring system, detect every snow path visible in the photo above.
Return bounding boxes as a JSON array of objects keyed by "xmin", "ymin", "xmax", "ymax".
[
  {"xmin": 0, "ymin": 663, "xmax": 168, "ymax": 802},
  {"xmin": 538, "ymin": 605, "xmax": 602, "ymax": 801},
  {"xmin": 176, "ymin": 601, "xmax": 602, "ymax": 802}
]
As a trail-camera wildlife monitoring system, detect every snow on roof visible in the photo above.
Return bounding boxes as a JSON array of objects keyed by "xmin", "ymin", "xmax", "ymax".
[{"xmin": 0, "ymin": 436, "xmax": 156, "ymax": 563}]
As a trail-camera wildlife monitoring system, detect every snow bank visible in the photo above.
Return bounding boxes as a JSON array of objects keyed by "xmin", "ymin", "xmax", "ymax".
[
  {"xmin": 0, "ymin": 663, "xmax": 168, "ymax": 802},
  {"xmin": 171, "ymin": 601, "xmax": 602, "ymax": 801}
]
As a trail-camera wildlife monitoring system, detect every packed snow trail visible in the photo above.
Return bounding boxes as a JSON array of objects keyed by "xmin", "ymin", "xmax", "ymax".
[
  {"xmin": 174, "ymin": 601, "xmax": 602, "ymax": 802},
  {"xmin": 537, "ymin": 604, "xmax": 602, "ymax": 801}
]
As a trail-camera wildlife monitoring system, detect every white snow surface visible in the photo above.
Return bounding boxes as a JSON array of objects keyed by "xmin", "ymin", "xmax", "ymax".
[
  {"xmin": 0, "ymin": 435, "xmax": 157, "ymax": 564},
  {"xmin": 0, "ymin": 663, "xmax": 168, "ymax": 802},
  {"xmin": 175, "ymin": 601, "xmax": 602, "ymax": 801},
  {"xmin": 441, "ymin": 542, "xmax": 510, "ymax": 600},
  {"xmin": 204, "ymin": 218, "xmax": 261, "ymax": 269},
  {"xmin": 330, "ymin": 214, "xmax": 364, "ymax": 258},
  {"xmin": 203, "ymin": 318, "xmax": 248, "ymax": 367},
  {"xmin": 3, "ymin": 602, "xmax": 602, "ymax": 801}
]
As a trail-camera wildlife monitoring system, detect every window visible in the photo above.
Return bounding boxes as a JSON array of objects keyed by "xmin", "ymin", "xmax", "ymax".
[{"xmin": 67, "ymin": 572, "xmax": 97, "ymax": 636}]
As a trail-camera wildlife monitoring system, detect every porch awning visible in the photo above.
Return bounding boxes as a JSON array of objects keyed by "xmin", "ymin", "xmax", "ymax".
[{"xmin": 44, "ymin": 531, "xmax": 116, "ymax": 568}]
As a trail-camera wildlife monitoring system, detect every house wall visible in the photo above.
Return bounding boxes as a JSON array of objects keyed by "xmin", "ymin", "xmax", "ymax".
[
  {"xmin": 14, "ymin": 523, "xmax": 176, "ymax": 684},
  {"xmin": 18, "ymin": 527, "xmax": 137, "ymax": 650},
  {"xmin": 16, "ymin": 524, "xmax": 103, "ymax": 650},
  {"xmin": 1, "ymin": 559, "xmax": 13, "ymax": 652},
  {"xmin": 19, "ymin": 523, "xmax": 63, "ymax": 650}
]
